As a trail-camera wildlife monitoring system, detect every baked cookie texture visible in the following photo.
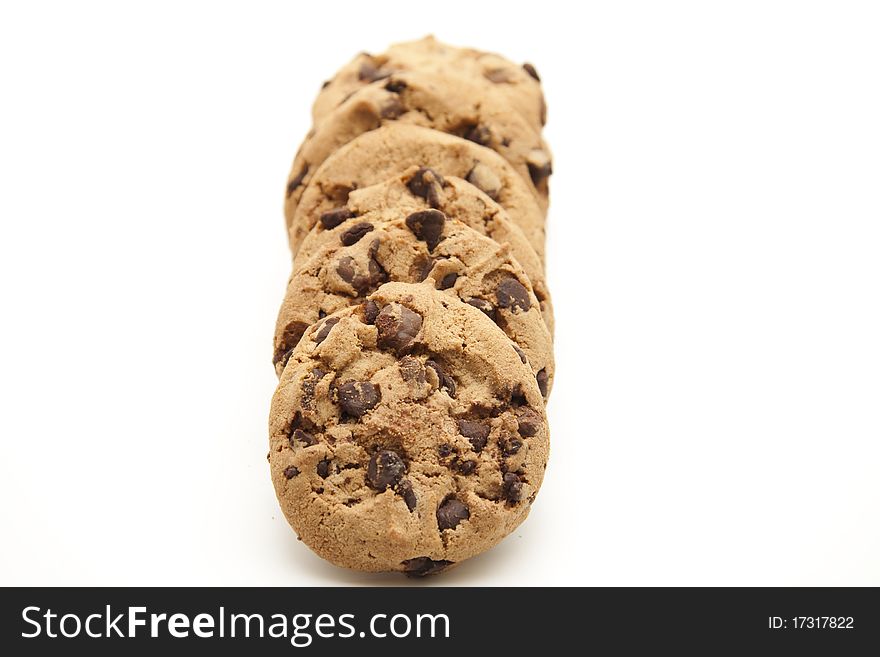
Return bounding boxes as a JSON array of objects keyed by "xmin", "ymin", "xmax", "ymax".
[
  {"xmin": 272, "ymin": 207, "xmax": 554, "ymax": 396},
  {"xmin": 271, "ymin": 37, "xmax": 552, "ymax": 576},
  {"xmin": 287, "ymin": 123, "xmax": 547, "ymax": 264},
  {"xmin": 298, "ymin": 170, "xmax": 553, "ymax": 332},
  {"xmin": 269, "ymin": 283, "xmax": 549, "ymax": 574},
  {"xmin": 285, "ymin": 69, "xmax": 551, "ymax": 219},
  {"xmin": 312, "ymin": 36, "xmax": 546, "ymax": 132}
]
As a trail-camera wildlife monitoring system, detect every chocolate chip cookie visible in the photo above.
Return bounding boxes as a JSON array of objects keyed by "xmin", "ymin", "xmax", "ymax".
[
  {"xmin": 287, "ymin": 123, "xmax": 546, "ymax": 263},
  {"xmin": 273, "ymin": 209, "xmax": 554, "ymax": 398},
  {"xmin": 297, "ymin": 169, "xmax": 553, "ymax": 334},
  {"xmin": 269, "ymin": 282, "xmax": 549, "ymax": 574},
  {"xmin": 312, "ymin": 36, "xmax": 546, "ymax": 132},
  {"xmin": 286, "ymin": 69, "xmax": 551, "ymax": 220}
]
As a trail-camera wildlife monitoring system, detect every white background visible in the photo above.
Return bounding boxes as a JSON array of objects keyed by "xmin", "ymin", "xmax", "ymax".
[{"xmin": 1, "ymin": 1, "xmax": 878, "ymax": 586}]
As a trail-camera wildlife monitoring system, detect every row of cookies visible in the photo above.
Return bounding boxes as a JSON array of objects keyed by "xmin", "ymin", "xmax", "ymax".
[{"xmin": 269, "ymin": 37, "xmax": 553, "ymax": 576}]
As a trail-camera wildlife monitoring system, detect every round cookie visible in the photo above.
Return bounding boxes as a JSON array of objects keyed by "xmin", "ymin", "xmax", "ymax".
[
  {"xmin": 273, "ymin": 210, "xmax": 554, "ymax": 398},
  {"xmin": 296, "ymin": 169, "xmax": 554, "ymax": 334},
  {"xmin": 286, "ymin": 69, "xmax": 551, "ymax": 219},
  {"xmin": 287, "ymin": 123, "xmax": 546, "ymax": 263},
  {"xmin": 312, "ymin": 36, "xmax": 546, "ymax": 132},
  {"xmin": 269, "ymin": 282, "xmax": 550, "ymax": 574}
]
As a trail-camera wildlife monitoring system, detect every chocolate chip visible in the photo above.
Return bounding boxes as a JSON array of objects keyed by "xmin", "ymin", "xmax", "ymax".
[
  {"xmin": 294, "ymin": 428, "xmax": 317, "ymax": 447},
  {"xmin": 502, "ymin": 436, "xmax": 523, "ymax": 456},
  {"xmin": 399, "ymin": 355, "xmax": 426, "ymax": 383},
  {"xmin": 287, "ymin": 411, "xmax": 307, "ymax": 439},
  {"xmin": 313, "ymin": 317, "xmax": 339, "ymax": 344},
  {"xmin": 361, "ymin": 299, "xmax": 379, "ymax": 324},
  {"xmin": 286, "ymin": 426, "xmax": 310, "ymax": 446},
  {"xmin": 385, "ymin": 79, "xmax": 406, "ymax": 93},
  {"xmin": 336, "ymin": 256, "xmax": 356, "ymax": 284},
  {"xmin": 326, "ymin": 182, "xmax": 354, "ymax": 205},
  {"xmin": 515, "ymin": 407, "xmax": 542, "ymax": 437},
  {"xmin": 536, "ymin": 368, "xmax": 548, "ymax": 397},
  {"xmin": 273, "ymin": 321, "xmax": 310, "ymax": 366},
  {"xmin": 410, "ymin": 255, "xmax": 434, "ymax": 282},
  {"xmin": 463, "ymin": 123, "xmax": 491, "ymax": 146},
  {"xmin": 367, "ymin": 449, "xmax": 406, "ymax": 490},
  {"xmin": 457, "ymin": 419, "xmax": 489, "ymax": 452},
  {"xmin": 444, "ymin": 377, "xmax": 457, "ymax": 398},
  {"xmin": 397, "ymin": 480, "xmax": 417, "ymax": 511},
  {"xmin": 316, "ymin": 458, "xmax": 331, "ymax": 478},
  {"xmin": 273, "ymin": 347, "xmax": 294, "ymax": 370},
  {"xmin": 436, "ymin": 497, "xmax": 469, "ymax": 530},
  {"xmin": 336, "ymin": 381, "xmax": 380, "ymax": 418},
  {"xmin": 376, "ymin": 303, "xmax": 422, "ymax": 354},
  {"xmin": 457, "ymin": 460, "xmax": 477, "ymax": 475},
  {"xmin": 528, "ymin": 162, "xmax": 552, "ymax": 186},
  {"xmin": 358, "ymin": 61, "xmax": 391, "ymax": 82},
  {"xmin": 502, "ymin": 472, "xmax": 523, "ymax": 504},
  {"xmin": 465, "ymin": 297, "xmax": 496, "ymax": 321},
  {"xmin": 522, "ymin": 62, "xmax": 541, "ymax": 81},
  {"xmin": 526, "ymin": 149, "xmax": 552, "ymax": 186},
  {"xmin": 319, "ymin": 206, "xmax": 354, "ymax": 230},
  {"xmin": 367, "ymin": 256, "xmax": 387, "ymax": 287},
  {"xmin": 438, "ymin": 444, "xmax": 454, "ymax": 458},
  {"xmin": 496, "ymin": 277, "xmax": 531, "ymax": 312},
  {"xmin": 426, "ymin": 360, "xmax": 456, "ymax": 398},
  {"xmin": 405, "ymin": 209, "xmax": 445, "ymax": 251},
  {"xmin": 510, "ymin": 386, "xmax": 527, "ymax": 407},
  {"xmin": 321, "ymin": 79, "xmax": 331, "ymax": 89},
  {"xmin": 489, "ymin": 404, "xmax": 507, "ymax": 418},
  {"xmin": 340, "ymin": 222, "xmax": 373, "ymax": 246},
  {"xmin": 286, "ymin": 165, "xmax": 309, "ymax": 197},
  {"xmin": 402, "ymin": 557, "xmax": 452, "ymax": 577},
  {"xmin": 466, "ymin": 162, "xmax": 501, "ymax": 200},
  {"xmin": 406, "ymin": 167, "xmax": 445, "ymax": 208},
  {"xmin": 283, "ymin": 465, "xmax": 300, "ymax": 479},
  {"xmin": 438, "ymin": 272, "xmax": 458, "ymax": 290},
  {"xmin": 300, "ymin": 367, "xmax": 326, "ymax": 409},
  {"xmin": 336, "ymin": 256, "xmax": 375, "ymax": 294},
  {"xmin": 380, "ymin": 97, "xmax": 404, "ymax": 119},
  {"xmin": 512, "ymin": 344, "xmax": 528, "ymax": 364}
]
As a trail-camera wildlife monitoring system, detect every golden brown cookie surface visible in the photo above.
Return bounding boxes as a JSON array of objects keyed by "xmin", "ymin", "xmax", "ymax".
[
  {"xmin": 274, "ymin": 208, "xmax": 554, "ymax": 397},
  {"xmin": 287, "ymin": 124, "xmax": 547, "ymax": 263},
  {"xmin": 312, "ymin": 36, "xmax": 546, "ymax": 132},
  {"xmin": 286, "ymin": 69, "xmax": 551, "ymax": 220},
  {"xmin": 269, "ymin": 282, "xmax": 549, "ymax": 574}
]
